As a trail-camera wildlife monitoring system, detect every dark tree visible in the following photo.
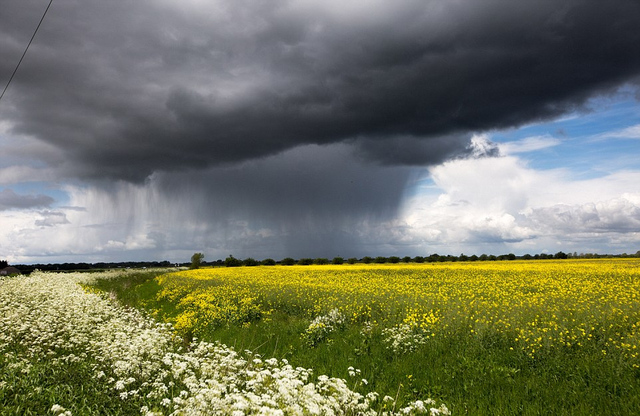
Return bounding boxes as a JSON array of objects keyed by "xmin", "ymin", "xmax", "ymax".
[
  {"xmin": 190, "ymin": 253, "xmax": 204, "ymax": 269},
  {"xmin": 427, "ymin": 254, "xmax": 441, "ymax": 262},
  {"xmin": 332, "ymin": 257, "xmax": 344, "ymax": 265},
  {"xmin": 280, "ymin": 257, "xmax": 296, "ymax": 266},
  {"xmin": 243, "ymin": 258, "xmax": 258, "ymax": 266},
  {"xmin": 0, "ymin": 260, "xmax": 8, "ymax": 269},
  {"xmin": 347, "ymin": 258, "xmax": 358, "ymax": 264},
  {"xmin": 224, "ymin": 255, "xmax": 242, "ymax": 267},
  {"xmin": 261, "ymin": 258, "xmax": 276, "ymax": 266}
]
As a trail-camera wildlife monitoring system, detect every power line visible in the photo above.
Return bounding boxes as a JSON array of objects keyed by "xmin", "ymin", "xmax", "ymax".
[{"xmin": 0, "ymin": 0, "xmax": 54, "ymax": 103}]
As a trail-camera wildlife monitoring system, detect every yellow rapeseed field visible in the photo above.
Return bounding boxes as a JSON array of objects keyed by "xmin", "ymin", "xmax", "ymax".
[{"xmin": 156, "ymin": 259, "xmax": 640, "ymax": 365}]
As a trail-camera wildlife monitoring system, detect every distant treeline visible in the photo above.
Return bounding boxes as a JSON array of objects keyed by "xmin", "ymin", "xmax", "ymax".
[
  {"xmin": 3, "ymin": 250, "xmax": 640, "ymax": 274},
  {"xmin": 210, "ymin": 251, "xmax": 640, "ymax": 268},
  {"xmin": 6, "ymin": 260, "xmax": 181, "ymax": 274}
]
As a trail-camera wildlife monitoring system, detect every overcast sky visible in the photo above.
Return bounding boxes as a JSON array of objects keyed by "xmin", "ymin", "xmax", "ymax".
[{"xmin": 1, "ymin": 0, "xmax": 640, "ymax": 263}]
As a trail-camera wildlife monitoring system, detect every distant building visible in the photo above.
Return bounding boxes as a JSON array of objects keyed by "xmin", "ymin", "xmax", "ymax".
[{"xmin": 0, "ymin": 266, "xmax": 21, "ymax": 276}]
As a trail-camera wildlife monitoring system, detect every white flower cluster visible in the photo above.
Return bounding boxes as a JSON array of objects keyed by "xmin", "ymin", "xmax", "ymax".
[
  {"xmin": 382, "ymin": 324, "xmax": 428, "ymax": 355},
  {"xmin": 51, "ymin": 404, "xmax": 72, "ymax": 416},
  {"xmin": 1, "ymin": 271, "xmax": 449, "ymax": 415},
  {"xmin": 301, "ymin": 308, "xmax": 347, "ymax": 347}
]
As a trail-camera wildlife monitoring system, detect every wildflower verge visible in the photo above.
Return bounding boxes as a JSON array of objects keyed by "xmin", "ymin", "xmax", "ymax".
[{"xmin": 0, "ymin": 271, "xmax": 448, "ymax": 415}]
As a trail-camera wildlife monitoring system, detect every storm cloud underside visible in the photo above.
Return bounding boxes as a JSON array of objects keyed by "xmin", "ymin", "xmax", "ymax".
[{"xmin": 2, "ymin": 0, "xmax": 640, "ymax": 177}]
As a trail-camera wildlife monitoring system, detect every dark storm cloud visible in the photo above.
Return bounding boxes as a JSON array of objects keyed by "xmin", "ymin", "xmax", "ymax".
[
  {"xmin": 151, "ymin": 144, "xmax": 412, "ymax": 256},
  {"xmin": 156, "ymin": 144, "xmax": 408, "ymax": 219},
  {"xmin": 62, "ymin": 144, "xmax": 414, "ymax": 259},
  {"xmin": 0, "ymin": 188, "xmax": 53, "ymax": 210},
  {"xmin": 2, "ymin": 0, "xmax": 640, "ymax": 181}
]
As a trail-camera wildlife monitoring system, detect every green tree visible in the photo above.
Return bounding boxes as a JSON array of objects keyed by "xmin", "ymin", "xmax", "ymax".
[
  {"xmin": 332, "ymin": 257, "xmax": 344, "ymax": 265},
  {"xmin": 261, "ymin": 258, "xmax": 276, "ymax": 266},
  {"xmin": 243, "ymin": 257, "xmax": 258, "ymax": 266},
  {"xmin": 224, "ymin": 255, "xmax": 242, "ymax": 267},
  {"xmin": 190, "ymin": 253, "xmax": 204, "ymax": 269},
  {"xmin": 281, "ymin": 257, "xmax": 295, "ymax": 266}
]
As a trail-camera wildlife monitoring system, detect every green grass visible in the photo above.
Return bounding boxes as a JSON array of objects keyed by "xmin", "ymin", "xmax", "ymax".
[
  {"xmin": 85, "ymin": 270, "xmax": 640, "ymax": 415},
  {"xmin": 0, "ymin": 348, "xmax": 143, "ymax": 416},
  {"xmin": 190, "ymin": 319, "xmax": 640, "ymax": 415}
]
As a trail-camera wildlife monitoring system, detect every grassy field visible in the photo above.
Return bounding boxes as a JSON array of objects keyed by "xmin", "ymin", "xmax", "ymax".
[
  {"xmin": 87, "ymin": 259, "xmax": 640, "ymax": 415},
  {"xmin": 2, "ymin": 259, "xmax": 640, "ymax": 414}
]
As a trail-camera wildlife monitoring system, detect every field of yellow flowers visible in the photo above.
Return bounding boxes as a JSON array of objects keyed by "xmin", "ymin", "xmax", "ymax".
[
  {"xmin": 117, "ymin": 259, "xmax": 640, "ymax": 415},
  {"xmin": 156, "ymin": 260, "xmax": 640, "ymax": 364}
]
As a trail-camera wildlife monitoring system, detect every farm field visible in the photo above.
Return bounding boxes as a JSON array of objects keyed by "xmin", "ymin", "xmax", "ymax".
[
  {"xmin": 2, "ymin": 259, "xmax": 640, "ymax": 415},
  {"xmin": 90, "ymin": 259, "xmax": 640, "ymax": 415}
]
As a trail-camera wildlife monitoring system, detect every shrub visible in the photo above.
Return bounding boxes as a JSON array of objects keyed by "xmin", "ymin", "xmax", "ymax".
[
  {"xmin": 242, "ymin": 258, "xmax": 258, "ymax": 266},
  {"xmin": 280, "ymin": 257, "xmax": 295, "ymax": 266},
  {"xmin": 224, "ymin": 255, "xmax": 242, "ymax": 267}
]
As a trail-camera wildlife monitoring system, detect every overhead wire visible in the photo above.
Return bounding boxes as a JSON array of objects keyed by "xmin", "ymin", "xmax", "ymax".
[{"xmin": 0, "ymin": 0, "xmax": 54, "ymax": 103}]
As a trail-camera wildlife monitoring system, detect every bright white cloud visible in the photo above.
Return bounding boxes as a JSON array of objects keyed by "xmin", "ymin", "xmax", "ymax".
[
  {"xmin": 595, "ymin": 123, "xmax": 640, "ymax": 139},
  {"xmin": 498, "ymin": 135, "xmax": 561, "ymax": 154},
  {"xmin": 399, "ymin": 141, "xmax": 640, "ymax": 254}
]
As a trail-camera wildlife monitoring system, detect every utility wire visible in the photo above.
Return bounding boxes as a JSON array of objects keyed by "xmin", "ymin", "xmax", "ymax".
[{"xmin": 0, "ymin": 0, "xmax": 54, "ymax": 103}]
